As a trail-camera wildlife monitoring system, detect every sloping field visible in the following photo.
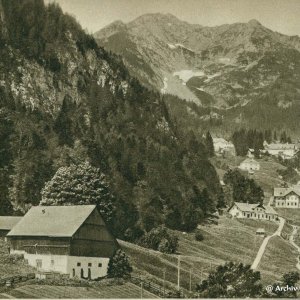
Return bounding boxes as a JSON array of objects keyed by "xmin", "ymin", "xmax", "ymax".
[
  {"xmin": 1, "ymin": 283, "xmax": 158, "ymax": 299},
  {"xmin": 258, "ymin": 236, "xmax": 298, "ymax": 284},
  {"xmin": 276, "ymin": 208, "xmax": 300, "ymax": 226},
  {"xmin": 120, "ymin": 216, "xmax": 279, "ymax": 291}
]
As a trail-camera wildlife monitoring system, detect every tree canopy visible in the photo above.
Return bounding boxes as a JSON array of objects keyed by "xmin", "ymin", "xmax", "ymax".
[
  {"xmin": 196, "ymin": 262, "xmax": 262, "ymax": 298},
  {"xmin": 223, "ymin": 169, "xmax": 264, "ymax": 204},
  {"xmin": 40, "ymin": 162, "xmax": 115, "ymax": 224}
]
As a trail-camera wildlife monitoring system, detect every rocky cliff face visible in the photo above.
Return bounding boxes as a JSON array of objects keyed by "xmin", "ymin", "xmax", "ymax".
[{"xmin": 95, "ymin": 13, "xmax": 300, "ymax": 110}]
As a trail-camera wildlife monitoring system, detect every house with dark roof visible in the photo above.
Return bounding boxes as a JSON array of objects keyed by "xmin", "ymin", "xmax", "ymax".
[
  {"xmin": 228, "ymin": 202, "xmax": 278, "ymax": 221},
  {"xmin": 0, "ymin": 216, "xmax": 22, "ymax": 237},
  {"xmin": 6, "ymin": 205, "xmax": 118, "ymax": 279},
  {"xmin": 273, "ymin": 186, "xmax": 300, "ymax": 208}
]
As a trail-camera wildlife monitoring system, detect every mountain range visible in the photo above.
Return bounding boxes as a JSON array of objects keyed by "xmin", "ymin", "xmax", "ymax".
[{"xmin": 95, "ymin": 14, "xmax": 300, "ymax": 135}]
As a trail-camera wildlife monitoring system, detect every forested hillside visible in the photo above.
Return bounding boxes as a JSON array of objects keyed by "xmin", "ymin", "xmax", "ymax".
[{"xmin": 0, "ymin": 0, "xmax": 222, "ymax": 239}]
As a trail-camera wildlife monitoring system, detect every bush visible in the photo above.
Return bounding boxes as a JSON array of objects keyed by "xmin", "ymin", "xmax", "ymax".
[
  {"xmin": 195, "ymin": 231, "xmax": 204, "ymax": 241},
  {"xmin": 107, "ymin": 249, "xmax": 132, "ymax": 279},
  {"xmin": 139, "ymin": 226, "xmax": 178, "ymax": 254}
]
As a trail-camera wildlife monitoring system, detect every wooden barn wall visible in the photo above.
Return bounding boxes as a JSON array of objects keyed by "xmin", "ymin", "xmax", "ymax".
[
  {"xmin": 70, "ymin": 239, "xmax": 117, "ymax": 258},
  {"xmin": 73, "ymin": 209, "xmax": 116, "ymax": 243},
  {"xmin": 8, "ymin": 236, "xmax": 71, "ymax": 255}
]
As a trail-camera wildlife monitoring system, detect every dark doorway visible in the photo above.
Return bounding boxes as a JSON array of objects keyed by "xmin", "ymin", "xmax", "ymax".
[
  {"xmin": 88, "ymin": 268, "xmax": 91, "ymax": 280},
  {"xmin": 81, "ymin": 268, "xmax": 84, "ymax": 278}
]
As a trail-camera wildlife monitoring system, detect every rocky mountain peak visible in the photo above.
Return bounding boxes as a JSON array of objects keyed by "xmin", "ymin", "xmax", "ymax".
[
  {"xmin": 96, "ymin": 20, "xmax": 127, "ymax": 37},
  {"xmin": 248, "ymin": 19, "xmax": 262, "ymax": 27}
]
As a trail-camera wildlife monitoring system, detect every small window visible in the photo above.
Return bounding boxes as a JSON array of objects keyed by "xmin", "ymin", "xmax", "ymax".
[
  {"xmin": 88, "ymin": 263, "xmax": 92, "ymax": 267},
  {"xmin": 36, "ymin": 259, "xmax": 42, "ymax": 268},
  {"xmin": 98, "ymin": 263, "xmax": 102, "ymax": 268},
  {"xmin": 77, "ymin": 262, "xmax": 81, "ymax": 267},
  {"xmin": 51, "ymin": 260, "xmax": 54, "ymax": 266}
]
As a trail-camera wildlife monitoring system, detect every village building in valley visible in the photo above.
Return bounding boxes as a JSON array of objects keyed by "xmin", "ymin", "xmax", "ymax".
[
  {"xmin": 6, "ymin": 205, "xmax": 118, "ymax": 279},
  {"xmin": 213, "ymin": 137, "xmax": 236, "ymax": 156},
  {"xmin": 228, "ymin": 202, "xmax": 278, "ymax": 221},
  {"xmin": 272, "ymin": 186, "xmax": 300, "ymax": 208},
  {"xmin": 238, "ymin": 158, "xmax": 260, "ymax": 172},
  {"xmin": 264, "ymin": 142, "xmax": 299, "ymax": 159}
]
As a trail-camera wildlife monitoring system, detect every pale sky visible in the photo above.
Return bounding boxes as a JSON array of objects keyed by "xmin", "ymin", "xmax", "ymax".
[{"xmin": 45, "ymin": 0, "xmax": 300, "ymax": 36}]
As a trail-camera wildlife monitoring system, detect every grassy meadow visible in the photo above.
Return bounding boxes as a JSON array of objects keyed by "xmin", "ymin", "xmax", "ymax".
[
  {"xmin": 120, "ymin": 215, "xmax": 280, "ymax": 291},
  {"xmin": 258, "ymin": 236, "xmax": 299, "ymax": 284}
]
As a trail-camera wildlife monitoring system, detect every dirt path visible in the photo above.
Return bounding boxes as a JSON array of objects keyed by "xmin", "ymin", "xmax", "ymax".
[{"xmin": 251, "ymin": 217, "xmax": 285, "ymax": 270}]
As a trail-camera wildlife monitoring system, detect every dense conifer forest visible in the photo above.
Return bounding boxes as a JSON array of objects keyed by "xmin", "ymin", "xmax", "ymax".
[{"xmin": 0, "ymin": 0, "xmax": 223, "ymax": 240}]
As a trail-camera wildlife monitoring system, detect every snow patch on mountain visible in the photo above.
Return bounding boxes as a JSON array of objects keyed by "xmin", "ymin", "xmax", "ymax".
[
  {"xmin": 167, "ymin": 43, "xmax": 194, "ymax": 52},
  {"xmin": 196, "ymin": 87, "xmax": 205, "ymax": 91},
  {"xmin": 167, "ymin": 43, "xmax": 176, "ymax": 49},
  {"xmin": 218, "ymin": 57, "xmax": 231, "ymax": 64},
  {"xmin": 173, "ymin": 70, "xmax": 205, "ymax": 84},
  {"xmin": 204, "ymin": 72, "xmax": 222, "ymax": 83}
]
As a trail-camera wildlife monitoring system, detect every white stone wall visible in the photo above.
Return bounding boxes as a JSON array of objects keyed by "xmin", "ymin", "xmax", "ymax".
[
  {"xmin": 23, "ymin": 253, "xmax": 69, "ymax": 273},
  {"xmin": 67, "ymin": 256, "xmax": 109, "ymax": 279},
  {"xmin": 9, "ymin": 252, "xmax": 110, "ymax": 279},
  {"xmin": 275, "ymin": 195, "xmax": 300, "ymax": 208}
]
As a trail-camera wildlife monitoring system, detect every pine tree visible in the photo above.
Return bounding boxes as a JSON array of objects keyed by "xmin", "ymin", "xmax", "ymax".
[{"xmin": 205, "ymin": 131, "xmax": 215, "ymax": 157}]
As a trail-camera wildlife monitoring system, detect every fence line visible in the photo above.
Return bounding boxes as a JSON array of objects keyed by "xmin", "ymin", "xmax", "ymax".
[
  {"xmin": 130, "ymin": 275, "xmax": 187, "ymax": 298},
  {"xmin": 0, "ymin": 273, "xmax": 35, "ymax": 287}
]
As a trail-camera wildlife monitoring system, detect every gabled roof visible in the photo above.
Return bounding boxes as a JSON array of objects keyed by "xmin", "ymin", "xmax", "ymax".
[
  {"xmin": 0, "ymin": 216, "xmax": 22, "ymax": 230},
  {"xmin": 234, "ymin": 202, "xmax": 258, "ymax": 212},
  {"xmin": 274, "ymin": 187, "xmax": 300, "ymax": 197},
  {"xmin": 264, "ymin": 206, "xmax": 278, "ymax": 215},
  {"xmin": 7, "ymin": 205, "xmax": 96, "ymax": 237},
  {"xmin": 231, "ymin": 202, "xmax": 278, "ymax": 215}
]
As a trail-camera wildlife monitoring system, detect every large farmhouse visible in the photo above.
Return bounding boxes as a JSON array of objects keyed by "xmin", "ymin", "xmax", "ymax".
[
  {"xmin": 7, "ymin": 205, "xmax": 118, "ymax": 279},
  {"xmin": 228, "ymin": 202, "xmax": 278, "ymax": 221},
  {"xmin": 273, "ymin": 187, "xmax": 300, "ymax": 208},
  {"xmin": 0, "ymin": 216, "xmax": 22, "ymax": 237}
]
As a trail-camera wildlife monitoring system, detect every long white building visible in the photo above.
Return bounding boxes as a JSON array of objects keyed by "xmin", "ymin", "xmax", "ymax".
[{"xmin": 228, "ymin": 202, "xmax": 278, "ymax": 221}]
